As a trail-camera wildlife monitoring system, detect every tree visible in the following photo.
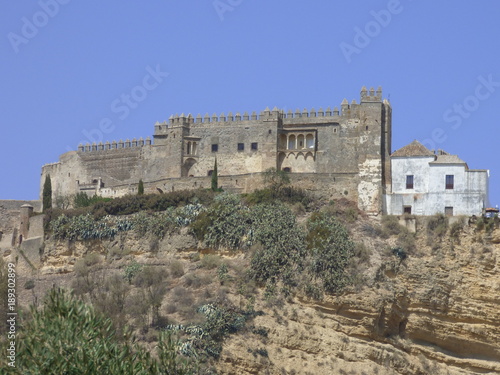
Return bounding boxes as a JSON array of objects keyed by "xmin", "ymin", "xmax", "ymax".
[
  {"xmin": 4, "ymin": 288, "xmax": 194, "ymax": 374},
  {"xmin": 133, "ymin": 266, "xmax": 168, "ymax": 326},
  {"xmin": 211, "ymin": 157, "xmax": 218, "ymax": 191},
  {"xmin": 138, "ymin": 179, "xmax": 144, "ymax": 195},
  {"xmin": 263, "ymin": 167, "xmax": 290, "ymax": 193},
  {"xmin": 54, "ymin": 194, "xmax": 73, "ymax": 210},
  {"xmin": 42, "ymin": 174, "xmax": 52, "ymax": 212}
]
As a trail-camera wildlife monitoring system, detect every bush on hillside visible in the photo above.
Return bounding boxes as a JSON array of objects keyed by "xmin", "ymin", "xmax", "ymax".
[
  {"xmin": 4, "ymin": 288, "xmax": 194, "ymax": 374},
  {"xmin": 201, "ymin": 194, "xmax": 251, "ymax": 250},
  {"xmin": 248, "ymin": 203, "xmax": 306, "ymax": 289},
  {"xmin": 306, "ymin": 211, "xmax": 354, "ymax": 294}
]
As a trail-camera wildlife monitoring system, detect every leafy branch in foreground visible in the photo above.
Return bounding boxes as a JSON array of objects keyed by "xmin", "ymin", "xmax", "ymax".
[{"xmin": 2, "ymin": 288, "xmax": 195, "ymax": 374}]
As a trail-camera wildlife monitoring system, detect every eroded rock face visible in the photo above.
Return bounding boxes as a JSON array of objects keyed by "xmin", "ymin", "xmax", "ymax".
[
  {"xmin": 216, "ymin": 231, "xmax": 500, "ymax": 375},
  {"xmin": 12, "ymin": 219, "xmax": 500, "ymax": 375}
]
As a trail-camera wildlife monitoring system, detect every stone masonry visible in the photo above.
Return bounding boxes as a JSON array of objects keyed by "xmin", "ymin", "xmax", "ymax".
[{"xmin": 41, "ymin": 87, "xmax": 392, "ymax": 215}]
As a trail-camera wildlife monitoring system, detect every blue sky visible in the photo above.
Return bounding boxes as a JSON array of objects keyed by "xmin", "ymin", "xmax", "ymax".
[{"xmin": 1, "ymin": 1, "xmax": 499, "ymax": 206}]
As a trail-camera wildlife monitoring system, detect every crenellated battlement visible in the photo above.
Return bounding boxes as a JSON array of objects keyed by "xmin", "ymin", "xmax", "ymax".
[
  {"xmin": 159, "ymin": 87, "xmax": 383, "ymax": 129},
  {"xmin": 45, "ymin": 86, "xmax": 390, "ymax": 214},
  {"xmin": 360, "ymin": 86, "xmax": 383, "ymax": 102},
  {"xmin": 78, "ymin": 137, "xmax": 152, "ymax": 153}
]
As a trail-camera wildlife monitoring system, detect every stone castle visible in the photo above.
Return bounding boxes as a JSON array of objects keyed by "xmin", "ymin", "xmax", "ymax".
[{"xmin": 41, "ymin": 86, "xmax": 391, "ymax": 214}]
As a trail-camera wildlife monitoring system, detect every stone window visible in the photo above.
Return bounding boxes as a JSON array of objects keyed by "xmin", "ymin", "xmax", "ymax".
[
  {"xmin": 403, "ymin": 206, "xmax": 412, "ymax": 214},
  {"xmin": 306, "ymin": 134, "xmax": 315, "ymax": 149},
  {"xmin": 445, "ymin": 175, "xmax": 454, "ymax": 189},
  {"xmin": 406, "ymin": 175, "xmax": 414, "ymax": 189},
  {"xmin": 283, "ymin": 167, "xmax": 291, "ymax": 173},
  {"xmin": 445, "ymin": 207, "xmax": 454, "ymax": 216},
  {"xmin": 237, "ymin": 143, "xmax": 244, "ymax": 151},
  {"xmin": 297, "ymin": 135, "xmax": 305, "ymax": 149},
  {"xmin": 211, "ymin": 144, "xmax": 218, "ymax": 152},
  {"xmin": 207, "ymin": 170, "xmax": 213, "ymax": 176},
  {"xmin": 251, "ymin": 142, "xmax": 258, "ymax": 151}
]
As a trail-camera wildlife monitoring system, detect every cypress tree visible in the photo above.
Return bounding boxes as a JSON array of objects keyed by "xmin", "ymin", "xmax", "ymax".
[
  {"xmin": 211, "ymin": 157, "xmax": 218, "ymax": 191},
  {"xmin": 138, "ymin": 179, "xmax": 144, "ymax": 195},
  {"xmin": 42, "ymin": 174, "xmax": 52, "ymax": 212}
]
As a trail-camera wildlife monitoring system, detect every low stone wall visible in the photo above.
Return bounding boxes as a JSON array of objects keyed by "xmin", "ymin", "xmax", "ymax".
[
  {"xmin": 0, "ymin": 200, "xmax": 42, "ymax": 250},
  {"xmin": 28, "ymin": 215, "xmax": 45, "ymax": 239},
  {"xmin": 107, "ymin": 172, "xmax": 361, "ymax": 204}
]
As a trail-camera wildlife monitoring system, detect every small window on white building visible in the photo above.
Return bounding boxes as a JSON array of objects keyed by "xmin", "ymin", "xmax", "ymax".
[
  {"xmin": 446, "ymin": 175, "xmax": 454, "ymax": 189},
  {"xmin": 445, "ymin": 207, "xmax": 454, "ymax": 216},
  {"xmin": 406, "ymin": 175, "xmax": 414, "ymax": 189},
  {"xmin": 403, "ymin": 206, "xmax": 412, "ymax": 214}
]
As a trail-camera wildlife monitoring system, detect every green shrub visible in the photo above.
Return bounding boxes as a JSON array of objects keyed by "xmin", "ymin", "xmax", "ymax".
[
  {"xmin": 321, "ymin": 198, "xmax": 359, "ymax": 223},
  {"xmin": 123, "ymin": 261, "xmax": 143, "ymax": 284},
  {"xmin": 189, "ymin": 211, "xmax": 213, "ymax": 241},
  {"xmin": 381, "ymin": 215, "xmax": 404, "ymax": 237},
  {"xmin": 50, "ymin": 214, "xmax": 128, "ymax": 241},
  {"xmin": 24, "ymin": 279, "xmax": 35, "ymax": 290},
  {"xmin": 203, "ymin": 194, "xmax": 251, "ymax": 250},
  {"xmin": 243, "ymin": 168, "xmax": 311, "ymax": 207},
  {"xmin": 249, "ymin": 203, "xmax": 306, "ymax": 289},
  {"xmin": 427, "ymin": 214, "xmax": 448, "ymax": 237},
  {"xmin": 169, "ymin": 260, "xmax": 185, "ymax": 278},
  {"xmin": 5, "ymin": 288, "xmax": 194, "ymax": 374},
  {"xmin": 303, "ymin": 283, "xmax": 323, "ymax": 300},
  {"xmin": 450, "ymin": 220, "xmax": 464, "ymax": 240},
  {"xmin": 74, "ymin": 192, "xmax": 112, "ymax": 208},
  {"xmin": 217, "ymin": 263, "xmax": 229, "ymax": 284},
  {"xmin": 200, "ymin": 254, "xmax": 222, "ymax": 270},
  {"xmin": 306, "ymin": 211, "xmax": 354, "ymax": 294},
  {"xmin": 131, "ymin": 210, "xmax": 178, "ymax": 239}
]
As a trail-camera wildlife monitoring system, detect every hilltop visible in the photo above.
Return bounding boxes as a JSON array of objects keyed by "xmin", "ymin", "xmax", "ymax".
[{"xmin": 1, "ymin": 186, "xmax": 499, "ymax": 374}]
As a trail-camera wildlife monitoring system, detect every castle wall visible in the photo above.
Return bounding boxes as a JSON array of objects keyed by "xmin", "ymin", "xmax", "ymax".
[
  {"xmin": 0, "ymin": 200, "xmax": 41, "ymax": 249},
  {"xmin": 41, "ymin": 87, "xmax": 391, "ymax": 214}
]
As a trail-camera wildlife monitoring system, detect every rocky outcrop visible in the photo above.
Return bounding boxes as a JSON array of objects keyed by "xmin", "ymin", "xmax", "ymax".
[
  {"xmin": 8, "ymin": 221, "xmax": 500, "ymax": 374},
  {"xmin": 216, "ymin": 227, "xmax": 500, "ymax": 375}
]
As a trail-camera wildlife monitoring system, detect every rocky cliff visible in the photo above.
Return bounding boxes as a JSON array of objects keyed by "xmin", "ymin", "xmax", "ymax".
[{"xmin": 5, "ymin": 216, "xmax": 500, "ymax": 375}]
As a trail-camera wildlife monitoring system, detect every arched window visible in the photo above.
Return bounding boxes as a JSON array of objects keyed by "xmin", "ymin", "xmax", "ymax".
[
  {"xmin": 306, "ymin": 134, "xmax": 314, "ymax": 149},
  {"xmin": 279, "ymin": 134, "xmax": 287, "ymax": 149},
  {"xmin": 297, "ymin": 134, "xmax": 305, "ymax": 149},
  {"xmin": 288, "ymin": 135, "xmax": 296, "ymax": 150}
]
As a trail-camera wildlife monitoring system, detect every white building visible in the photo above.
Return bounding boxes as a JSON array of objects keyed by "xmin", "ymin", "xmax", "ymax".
[{"xmin": 385, "ymin": 140, "xmax": 489, "ymax": 216}]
